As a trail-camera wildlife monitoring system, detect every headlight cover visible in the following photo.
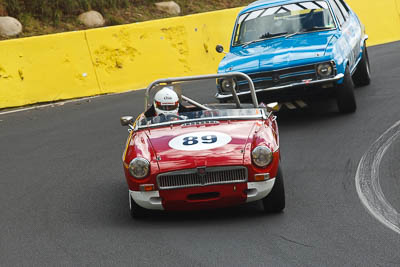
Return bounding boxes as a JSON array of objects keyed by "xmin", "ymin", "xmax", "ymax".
[
  {"xmin": 316, "ymin": 63, "xmax": 333, "ymax": 78},
  {"xmin": 220, "ymin": 78, "xmax": 236, "ymax": 93},
  {"xmin": 252, "ymin": 146, "xmax": 273, "ymax": 168},
  {"xmin": 129, "ymin": 157, "xmax": 150, "ymax": 179}
]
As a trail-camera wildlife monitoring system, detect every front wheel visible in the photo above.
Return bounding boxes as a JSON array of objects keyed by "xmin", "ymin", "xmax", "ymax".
[
  {"xmin": 262, "ymin": 166, "xmax": 285, "ymax": 213},
  {"xmin": 336, "ymin": 67, "xmax": 357, "ymax": 113},
  {"xmin": 352, "ymin": 44, "xmax": 371, "ymax": 86},
  {"xmin": 130, "ymin": 196, "xmax": 147, "ymax": 219}
]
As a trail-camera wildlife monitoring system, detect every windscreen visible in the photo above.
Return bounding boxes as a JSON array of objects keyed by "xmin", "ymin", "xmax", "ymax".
[
  {"xmin": 233, "ymin": 1, "xmax": 335, "ymax": 46},
  {"xmin": 138, "ymin": 108, "xmax": 265, "ymax": 128}
]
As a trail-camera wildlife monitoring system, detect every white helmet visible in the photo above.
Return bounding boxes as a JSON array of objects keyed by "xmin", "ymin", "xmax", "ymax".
[{"xmin": 154, "ymin": 87, "xmax": 179, "ymax": 116}]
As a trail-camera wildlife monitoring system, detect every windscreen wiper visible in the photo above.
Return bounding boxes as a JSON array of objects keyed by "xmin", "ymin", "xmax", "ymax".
[
  {"xmin": 259, "ymin": 31, "xmax": 288, "ymax": 39},
  {"xmin": 304, "ymin": 26, "xmax": 335, "ymax": 32},
  {"xmin": 285, "ymin": 26, "xmax": 335, "ymax": 38},
  {"xmin": 242, "ymin": 32, "xmax": 288, "ymax": 48},
  {"xmin": 242, "ymin": 39, "xmax": 263, "ymax": 48}
]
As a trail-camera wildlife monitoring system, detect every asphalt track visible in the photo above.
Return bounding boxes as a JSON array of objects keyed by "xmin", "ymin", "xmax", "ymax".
[{"xmin": 1, "ymin": 41, "xmax": 400, "ymax": 266}]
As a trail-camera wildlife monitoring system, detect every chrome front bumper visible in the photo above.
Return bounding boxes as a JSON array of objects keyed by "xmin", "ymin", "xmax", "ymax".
[
  {"xmin": 130, "ymin": 190, "xmax": 164, "ymax": 210},
  {"xmin": 129, "ymin": 179, "xmax": 276, "ymax": 210},
  {"xmin": 215, "ymin": 73, "xmax": 344, "ymax": 100},
  {"xmin": 246, "ymin": 178, "xmax": 275, "ymax": 203}
]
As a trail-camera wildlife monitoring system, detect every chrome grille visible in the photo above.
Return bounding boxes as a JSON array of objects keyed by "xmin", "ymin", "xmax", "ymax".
[
  {"xmin": 232, "ymin": 63, "xmax": 335, "ymax": 92},
  {"xmin": 157, "ymin": 166, "xmax": 248, "ymax": 190}
]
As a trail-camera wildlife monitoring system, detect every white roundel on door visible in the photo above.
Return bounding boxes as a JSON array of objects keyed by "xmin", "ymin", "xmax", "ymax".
[{"xmin": 168, "ymin": 131, "xmax": 232, "ymax": 151}]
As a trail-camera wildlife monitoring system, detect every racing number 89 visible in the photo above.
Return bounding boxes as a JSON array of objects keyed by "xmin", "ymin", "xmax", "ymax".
[{"xmin": 183, "ymin": 135, "xmax": 217, "ymax": 146}]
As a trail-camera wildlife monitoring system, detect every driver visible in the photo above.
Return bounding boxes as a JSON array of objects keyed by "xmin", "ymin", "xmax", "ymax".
[
  {"xmin": 143, "ymin": 86, "xmax": 200, "ymax": 122},
  {"xmin": 153, "ymin": 87, "xmax": 180, "ymax": 116}
]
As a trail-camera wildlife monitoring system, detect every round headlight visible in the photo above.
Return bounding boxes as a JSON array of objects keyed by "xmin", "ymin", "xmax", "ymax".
[
  {"xmin": 129, "ymin": 158, "xmax": 150, "ymax": 179},
  {"xmin": 220, "ymin": 79, "xmax": 236, "ymax": 93},
  {"xmin": 317, "ymin": 63, "xmax": 333, "ymax": 78},
  {"xmin": 252, "ymin": 146, "xmax": 273, "ymax": 168}
]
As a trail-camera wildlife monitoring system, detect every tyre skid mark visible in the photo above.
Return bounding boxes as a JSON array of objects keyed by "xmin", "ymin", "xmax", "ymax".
[
  {"xmin": 278, "ymin": 235, "xmax": 314, "ymax": 248},
  {"xmin": 355, "ymin": 120, "xmax": 400, "ymax": 234}
]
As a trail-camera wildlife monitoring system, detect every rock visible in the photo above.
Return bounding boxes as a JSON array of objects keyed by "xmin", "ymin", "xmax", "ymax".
[
  {"xmin": 0, "ymin": 16, "xmax": 22, "ymax": 37},
  {"xmin": 78, "ymin": 11, "xmax": 105, "ymax": 28},
  {"xmin": 155, "ymin": 1, "xmax": 181, "ymax": 15}
]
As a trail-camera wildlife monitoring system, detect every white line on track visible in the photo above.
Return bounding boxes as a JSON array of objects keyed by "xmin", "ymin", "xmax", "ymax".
[
  {"xmin": 355, "ymin": 120, "xmax": 400, "ymax": 235},
  {"xmin": 0, "ymin": 89, "xmax": 136, "ymax": 116},
  {"xmin": 0, "ymin": 95, "xmax": 101, "ymax": 116}
]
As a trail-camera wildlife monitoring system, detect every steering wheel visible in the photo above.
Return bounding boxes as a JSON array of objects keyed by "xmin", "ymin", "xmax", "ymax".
[
  {"xmin": 203, "ymin": 110, "xmax": 218, "ymax": 117},
  {"xmin": 166, "ymin": 114, "xmax": 184, "ymax": 120}
]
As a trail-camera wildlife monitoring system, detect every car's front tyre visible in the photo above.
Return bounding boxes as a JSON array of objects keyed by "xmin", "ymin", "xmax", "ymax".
[
  {"xmin": 336, "ymin": 67, "xmax": 357, "ymax": 113},
  {"xmin": 130, "ymin": 196, "xmax": 148, "ymax": 219},
  {"xmin": 262, "ymin": 166, "xmax": 285, "ymax": 213},
  {"xmin": 352, "ymin": 44, "xmax": 371, "ymax": 86}
]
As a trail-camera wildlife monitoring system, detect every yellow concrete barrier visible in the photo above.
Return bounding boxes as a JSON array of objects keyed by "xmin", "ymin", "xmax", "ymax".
[
  {"xmin": 0, "ymin": 32, "xmax": 100, "ymax": 109},
  {"xmin": 395, "ymin": 0, "xmax": 400, "ymax": 17},
  {"xmin": 347, "ymin": 0, "xmax": 400, "ymax": 46},
  {"xmin": 0, "ymin": 2, "xmax": 399, "ymax": 109},
  {"xmin": 85, "ymin": 8, "xmax": 240, "ymax": 94}
]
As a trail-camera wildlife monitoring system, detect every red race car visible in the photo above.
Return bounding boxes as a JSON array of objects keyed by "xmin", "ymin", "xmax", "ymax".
[{"xmin": 120, "ymin": 73, "xmax": 285, "ymax": 218}]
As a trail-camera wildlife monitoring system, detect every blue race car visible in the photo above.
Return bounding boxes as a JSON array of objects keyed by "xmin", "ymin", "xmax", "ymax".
[{"xmin": 215, "ymin": 0, "xmax": 370, "ymax": 113}]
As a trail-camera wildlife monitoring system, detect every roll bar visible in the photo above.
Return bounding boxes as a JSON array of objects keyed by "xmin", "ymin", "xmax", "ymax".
[{"xmin": 144, "ymin": 72, "xmax": 258, "ymax": 110}]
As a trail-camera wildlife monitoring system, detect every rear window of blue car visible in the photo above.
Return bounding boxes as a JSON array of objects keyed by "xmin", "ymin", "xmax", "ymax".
[{"xmin": 233, "ymin": 1, "xmax": 336, "ymax": 46}]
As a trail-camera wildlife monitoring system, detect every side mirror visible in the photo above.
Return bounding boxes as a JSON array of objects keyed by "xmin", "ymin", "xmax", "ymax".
[
  {"xmin": 120, "ymin": 116, "xmax": 134, "ymax": 126},
  {"xmin": 216, "ymin": 45, "xmax": 224, "ymax": 53}
]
